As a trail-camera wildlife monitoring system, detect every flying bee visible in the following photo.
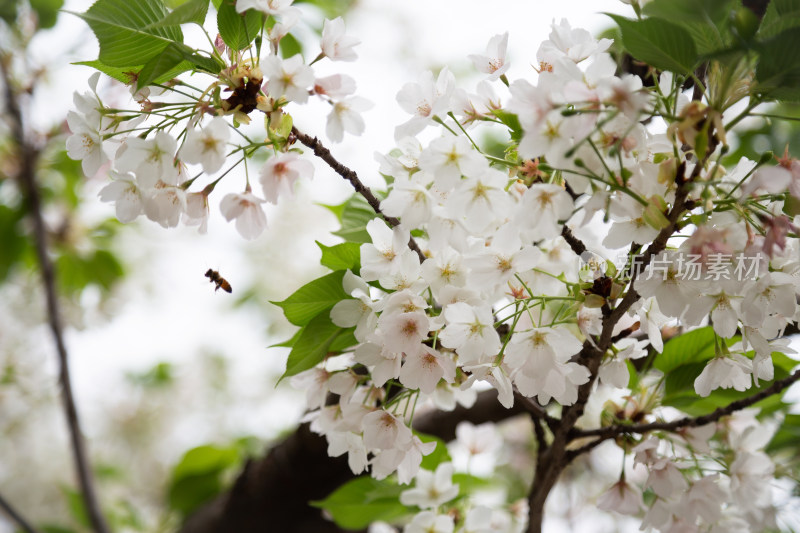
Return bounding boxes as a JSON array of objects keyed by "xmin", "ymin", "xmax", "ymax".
[{"xmin": 205, "ymin": 269, "xmax": 232, "ymax": 293}]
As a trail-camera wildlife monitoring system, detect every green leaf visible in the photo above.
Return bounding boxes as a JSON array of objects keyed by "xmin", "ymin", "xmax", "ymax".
[
  {"xmin": 755, "ymin": 28, "xmax": 800, "ymax": 101},
  {"xmin": 607, "ymin": 14, "xmax": 699, "ymax": 74},
  {"xmin": 642, "ymin": 0, "xmax": 735, "ymax": 24},
  {"xmin": 72, "ymin": 60, "xmax": 140, "ymax": 85},
  {"xmin": 217, "ymin": 0, "xmax": 262, "ymax": 51},
  {"xmin": 280, "ymin": 32, "xmax": 303, "ymax": 59},
  {"xmin": 137, "ymin": 42, "xmax": 189, "ymax": 89},
  {"xmin": 492, "ymin": 109, "xmax": 523, "ymax": 144},
  {"xmin": 281, "ymin": 311, "xmax": 348, "ymax": 379},
  {"xmin": 758, "ymin": 0, "xmax": 800, "ymax": 39},
  {"xmin": 270, "ymin": 326, "xmax": 303, "ymax": 348},
  {"xmin": 452, "ymin": 473, "xmax": 491, "ymax": 495},
  {"xmin": 62, "ymin": 487, "xmax": 90, "ymax": 528},
  {"xmin": 74, "ymin": 0, "xmax": 184, "ymax": 67},
  {"xmin": 332, "ymin": 194, "xmax": 381, "ymax": 243},
  {"xmin": 136, "ymin": 42, "xmax": 220, "ymax": 89},
  {"xmin": 271, "ymin": 270, "xmax": 348, "ymax": 327},
  {"xmin": 0, "ymin": 205, "xmax": 26, "ymax": 283},
  {"xmin": 317, "ymin": 241, "xmax": 361, "ymax": 272},
  {"xmin": 416, "ymin": 432, "xmax": 449, "ymax": 471},
  {"xmin": 768, "ymin": 414, "xmax": 800, "ymax": 454},
  {"xmin": 329, "ymin": 327, "xmax": 357, "ymax": 352},
  {"xmin": 148, "ymin": 0, "xmax": 209, "ymax": 27},
  {"xmin": 640, "ymin": 0, "xmax": 737, "ymax": 53},
  {"xmin": 310, "ymin": 476, "xmax": 410, "ymax": 529},
  {"xmin": 30, "ymin": 0, "xmax": 64, "ymax": 28},
  {"xmin": 167, "ymin": 445, "xmax": 240, "ymax": 515},
  {"xmin": 294, "ymin": 0, "xmax": 356, "ymax": 18},
  {"xmin": 654, "ymin": 326, "xmax": 716, "ymax": 373},
  {"xmin": 0, "ymin": 0, "xmax": 18, "ymax": 26}
]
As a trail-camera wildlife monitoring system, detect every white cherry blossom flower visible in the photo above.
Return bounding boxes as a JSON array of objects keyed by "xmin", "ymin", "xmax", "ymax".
[
  {"xmin": 219, "ymin": 191, "xmax": 267, "ymax": 239},
  {"xmin": 399, "ymin": 463, "xmax": 459, "ymax": 509},
  {"xmin": 360, "ymin": 219, "xmax": 413, "ymax": 281},
  {"xmin": 377, "ymin": 310, "xmax": 429, "ymax": 354},
  {"xmin": 403, "ymin": 511, "xmax": 454, "ymax": 533},
  {"xmin": 183, "ymin": 191, "xmax": 210, "ymax": 233},
  {"xmin": 142, "ymin": 181, "xmax": 186, "ymax": 228},
  {"xmin": 354, "ymin": 342, "xmax": 401, "ymax": 387},
  {"xmin": 66, "ymin": 111, "xmax": 108, "ymax": 177},
  {"xmin": 381, "ymin": 174, "xmax": 435, "ymax": 229},
  {"xmin": 98, "ymin": 171, "xmax": 143, "ymax": 223},
  {"xmin": 259, "ymin": 152, "xmax": 314, "ymax": 203},
  {"xmin": 362, "ymin": 409, "xmax": 412, "ymax": 450},
  {"xmin": 179, "ymin": 117, "xmax": 230, "ymax": 174},
  {"xmin": 439, "ymin": 302, "xmax": 500, "ymax": 364},
  {"xmin": 327, "ymin": 431, "xmax": 368, "ymax": 474},
  {"xmin": 681, "ymin": 474, "xmax": 725, "ymax": 524},
  {"xmin": 320, "ymin": 17, "xmax": 360, "ymax": 61},
  {"xmin": 371, "ymin": 434, "xmax": 436, "ymax": 483},
  {"xmin": 327, "ymin": 96, "xmax": 372, "ymax": 142},
  {"xmin": 468, "ymin": 32, "xmax": 510, "ymax": 80},
  {"xmin": 236, "ymin": 0, "xmax": 294, "ymax": 16},
  {"xmin": 395, "ymin": 68, "xmax": 455, "ymax": 140},
  {"xmin": 263, "ymin": 54, "xmax": 314, "ymax": 104},
  {"xmin": 517, "ymin": 184, "xmax": 573, "ymax": 241},
  {"xmin": 596, "ymin": 480, "xmax": 643, "ymax": 515},
  {"xmin": 418, "ymin": 136, "xmax": 488, "ymax": 191},
  {"xmin": 538, "ymin": 19, "xmax": 612, "ymax": 65},
  {"xmin": 445, "ymin": 167, "xmax": 512, "ymax": 233},
  {"xmin": 330, "ymin": 271, "xmax": 378, "ymax": 342},
  {"xmin": 694, "ymin": 354, "xmax": 752, "ymax": 397},
  {"xmin": 314, "ymin": 74, "xmax": 356, "ymax": 99},
  {"xmin": 464, "ymin": 224, "xmax": 541, "ymax": 292},
  {"xmin": 505, "ymin": 326, "xmax": 589, "ymax": 405},
  {"xmin": 399, "ymin": 346, "xmax": 455, "ymax": 394},
  {"xmin": 115, "ymin": 132, "xmax": 178, "ymax": 187}
]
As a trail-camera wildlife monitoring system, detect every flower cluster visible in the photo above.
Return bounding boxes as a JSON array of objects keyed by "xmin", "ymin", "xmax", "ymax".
[
  {"xmin": 67, "ymin": 2, "xmax": 368, "ymax": 239},
  {"xmin": 288, "ymin": 18, "xmax": 799, "ymax": 533}
]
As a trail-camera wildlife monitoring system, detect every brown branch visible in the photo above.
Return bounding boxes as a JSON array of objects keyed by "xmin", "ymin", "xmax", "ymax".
[
  {"xmin": 514, "ymin": 390, "xmax": 559, "ymax": 432},
  {"xmin": 0, "ymin": 56, "xmax": 110, "ymax": 533},
  {"xmin": 0, "ymin": 492, "xmax": 42, "ymax": 533},
  {"xmin": 525, "ymin": 173, "xmax": 695, "ymax": 532},
  {"xmin": 566, "ymin": 367, "xmax": 800, "ymax": 461},
  {"xmin": 560, "ymin": 225, "xmax": 586, "ymax": 256},
  {"xmin": 291, "ymin": 127, "xmax": 427, "ymax": 263}
]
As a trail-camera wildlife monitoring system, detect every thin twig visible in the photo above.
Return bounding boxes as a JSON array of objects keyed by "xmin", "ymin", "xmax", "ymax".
[
  {"xmin": 566, "ymin": 367, "xmax": 800, "ymax": 461},
  {"xmin": 291, "ymin": 127, "xmax": 427, "ymax": 263},
  {"xmin": 514, "ymin": 390, "xmax": 560, "ymax": 432},
  {"xmin": 560, "ymin": 225, "xmax": 586, "ymax": 256},
  {"xmin": 0, "ymin": 492, "xmax": 42, "ymax": 533},
  {"xmin": 1, "ymin": 56, "xmax": 110, "ymax": 533}
]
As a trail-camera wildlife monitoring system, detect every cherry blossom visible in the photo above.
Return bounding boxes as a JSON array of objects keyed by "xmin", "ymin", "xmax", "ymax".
[
  {"xmin": 320, "ymin": 17, "xmax": 360, "ymax": 62},
  {"xmin": 219, "ymin": 191, "xmax": 267, "ymax": 240},
  {"xmin": 179, "ymin": 117, "xmax": 230, "ymax": 174},
  {"xmin": 263, "ymin": 54, "xmax": 314, "ymax": 104},
  {"xmin": 468, "ymin": 33, "xmax": 510, "ymax": 81},
  {"xmin": 258, "ymin": 152, "xmax": 314, "ymax": 203}
]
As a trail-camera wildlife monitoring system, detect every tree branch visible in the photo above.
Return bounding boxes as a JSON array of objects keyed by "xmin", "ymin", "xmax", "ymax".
[
  {"xmin": 566, "ymin": 367, "xmax": 800, "ymax": 460},
  {"xmin": 514, "ymin": 390, "xmax": 559, "ymax": 432},
  {"xmin": 560, "ymin": 225, "xmax": 586, "ymax": 256},
  {"xmin": 0, "ymin": 56, "xmax": 110, "ymax": 533},
  {"xmin": 291, "ymin": 127, "xmax": 427, "ymax": 263},
  {"xmin": 0, "ymin": 492, "xmax": 42, "ymax": 533}
]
